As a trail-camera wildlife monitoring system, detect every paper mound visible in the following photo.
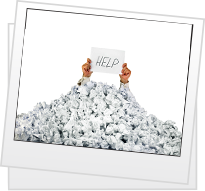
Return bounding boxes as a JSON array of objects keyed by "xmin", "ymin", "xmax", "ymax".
[{"xmin": 15, "ymin": 81, "xmax": 182, "ymax": 156}]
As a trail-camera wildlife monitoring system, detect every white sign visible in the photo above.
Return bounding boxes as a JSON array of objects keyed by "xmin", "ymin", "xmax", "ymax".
[{"xmin": 90, "ymin": 47, "xmax": 125, "ymax": 74}]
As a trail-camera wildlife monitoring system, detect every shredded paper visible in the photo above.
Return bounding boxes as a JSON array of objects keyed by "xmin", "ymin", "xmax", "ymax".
[{"xmin": 15, "ymin": 81, "xmax": 182, "ymax": 156}]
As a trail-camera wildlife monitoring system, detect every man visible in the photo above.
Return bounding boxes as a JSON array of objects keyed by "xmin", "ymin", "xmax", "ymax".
[{"xmin": 77, "ymin": 58, "xmax": 131, "ymax": 90}]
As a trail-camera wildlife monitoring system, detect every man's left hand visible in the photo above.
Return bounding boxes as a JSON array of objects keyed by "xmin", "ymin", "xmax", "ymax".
[{"xmin": 119, "ymin": 63, "xmax": 131, "ymax": 84}]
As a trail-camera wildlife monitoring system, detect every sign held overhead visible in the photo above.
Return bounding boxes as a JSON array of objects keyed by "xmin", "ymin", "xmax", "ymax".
[{"xmin": 90, "ymin": 47, "xmax": 125, "ymax": 74}]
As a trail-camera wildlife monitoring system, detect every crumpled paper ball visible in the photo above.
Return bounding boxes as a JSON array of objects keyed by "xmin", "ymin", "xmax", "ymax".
[{"xmin": 15, "ymin": 81, "xmax": 182, "ymax": 156}]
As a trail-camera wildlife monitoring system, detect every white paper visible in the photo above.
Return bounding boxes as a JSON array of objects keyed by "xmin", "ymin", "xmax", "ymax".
[{"xmin": 90, "ymin": 47, "xmax": 125, "ymax": 74}]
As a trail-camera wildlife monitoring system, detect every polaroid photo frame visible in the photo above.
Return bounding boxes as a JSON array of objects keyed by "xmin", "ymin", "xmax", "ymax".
[
  {"xmin": 7, "ymin": 22, "xmax": 197, "ymax": 189},
  {"xmin": 1, "ymin": 1, "xmax": 203, "ymax": 184}
]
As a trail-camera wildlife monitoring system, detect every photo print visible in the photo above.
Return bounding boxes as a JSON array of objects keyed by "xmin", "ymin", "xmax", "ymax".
[{"xmin": 14, "ymin": 8, "xmax": 193, "ymax": 156}]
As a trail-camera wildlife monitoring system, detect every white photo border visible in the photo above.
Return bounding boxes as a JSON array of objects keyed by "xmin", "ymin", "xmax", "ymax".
[
  {"xmin": 7, "ymin": 23, "xmax": 197, "ymax": 189},
  {"xmin": 1, "ymin": 1, "xmax": 204, "ymax": 184}
]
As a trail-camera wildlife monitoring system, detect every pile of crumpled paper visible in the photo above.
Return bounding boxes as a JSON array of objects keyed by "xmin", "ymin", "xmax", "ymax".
[{"xmin": 15, "ymin": 81, "xmax": 182, "ymax": 156}]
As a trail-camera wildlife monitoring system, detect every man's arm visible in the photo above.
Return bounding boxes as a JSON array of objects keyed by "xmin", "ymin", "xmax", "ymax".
[
  {"xmin": 77, "ymin": 76, "xmax": 90, "ymax": 86},
  {"xmin": 119, "ymin": 63, "xmax": 131, "ymax": 90},
  {"xmin": 120, "ymin": 81, "xmax": 130, "ymax": 90},
  {"xmin": 78, "ymin": 76, "xmax": 130, "ymax": 90},
  {"xmin": 77, "ymin": 58, "xmax": 93, "ymax": 86}
]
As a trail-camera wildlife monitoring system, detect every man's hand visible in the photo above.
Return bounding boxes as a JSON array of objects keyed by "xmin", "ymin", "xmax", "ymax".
[
  {"xmin": 82, "ymin": 58, "xmax": 93, "ymax": 77},
  {"xmin": 119, "ymin": 63, "xmax": 131, "ymax": 84}
]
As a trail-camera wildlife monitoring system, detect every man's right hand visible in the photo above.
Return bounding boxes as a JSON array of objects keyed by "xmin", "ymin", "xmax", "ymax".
[{"xmin": 82, "ymin": 58, "xmax": 93, "ymax": 77}]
